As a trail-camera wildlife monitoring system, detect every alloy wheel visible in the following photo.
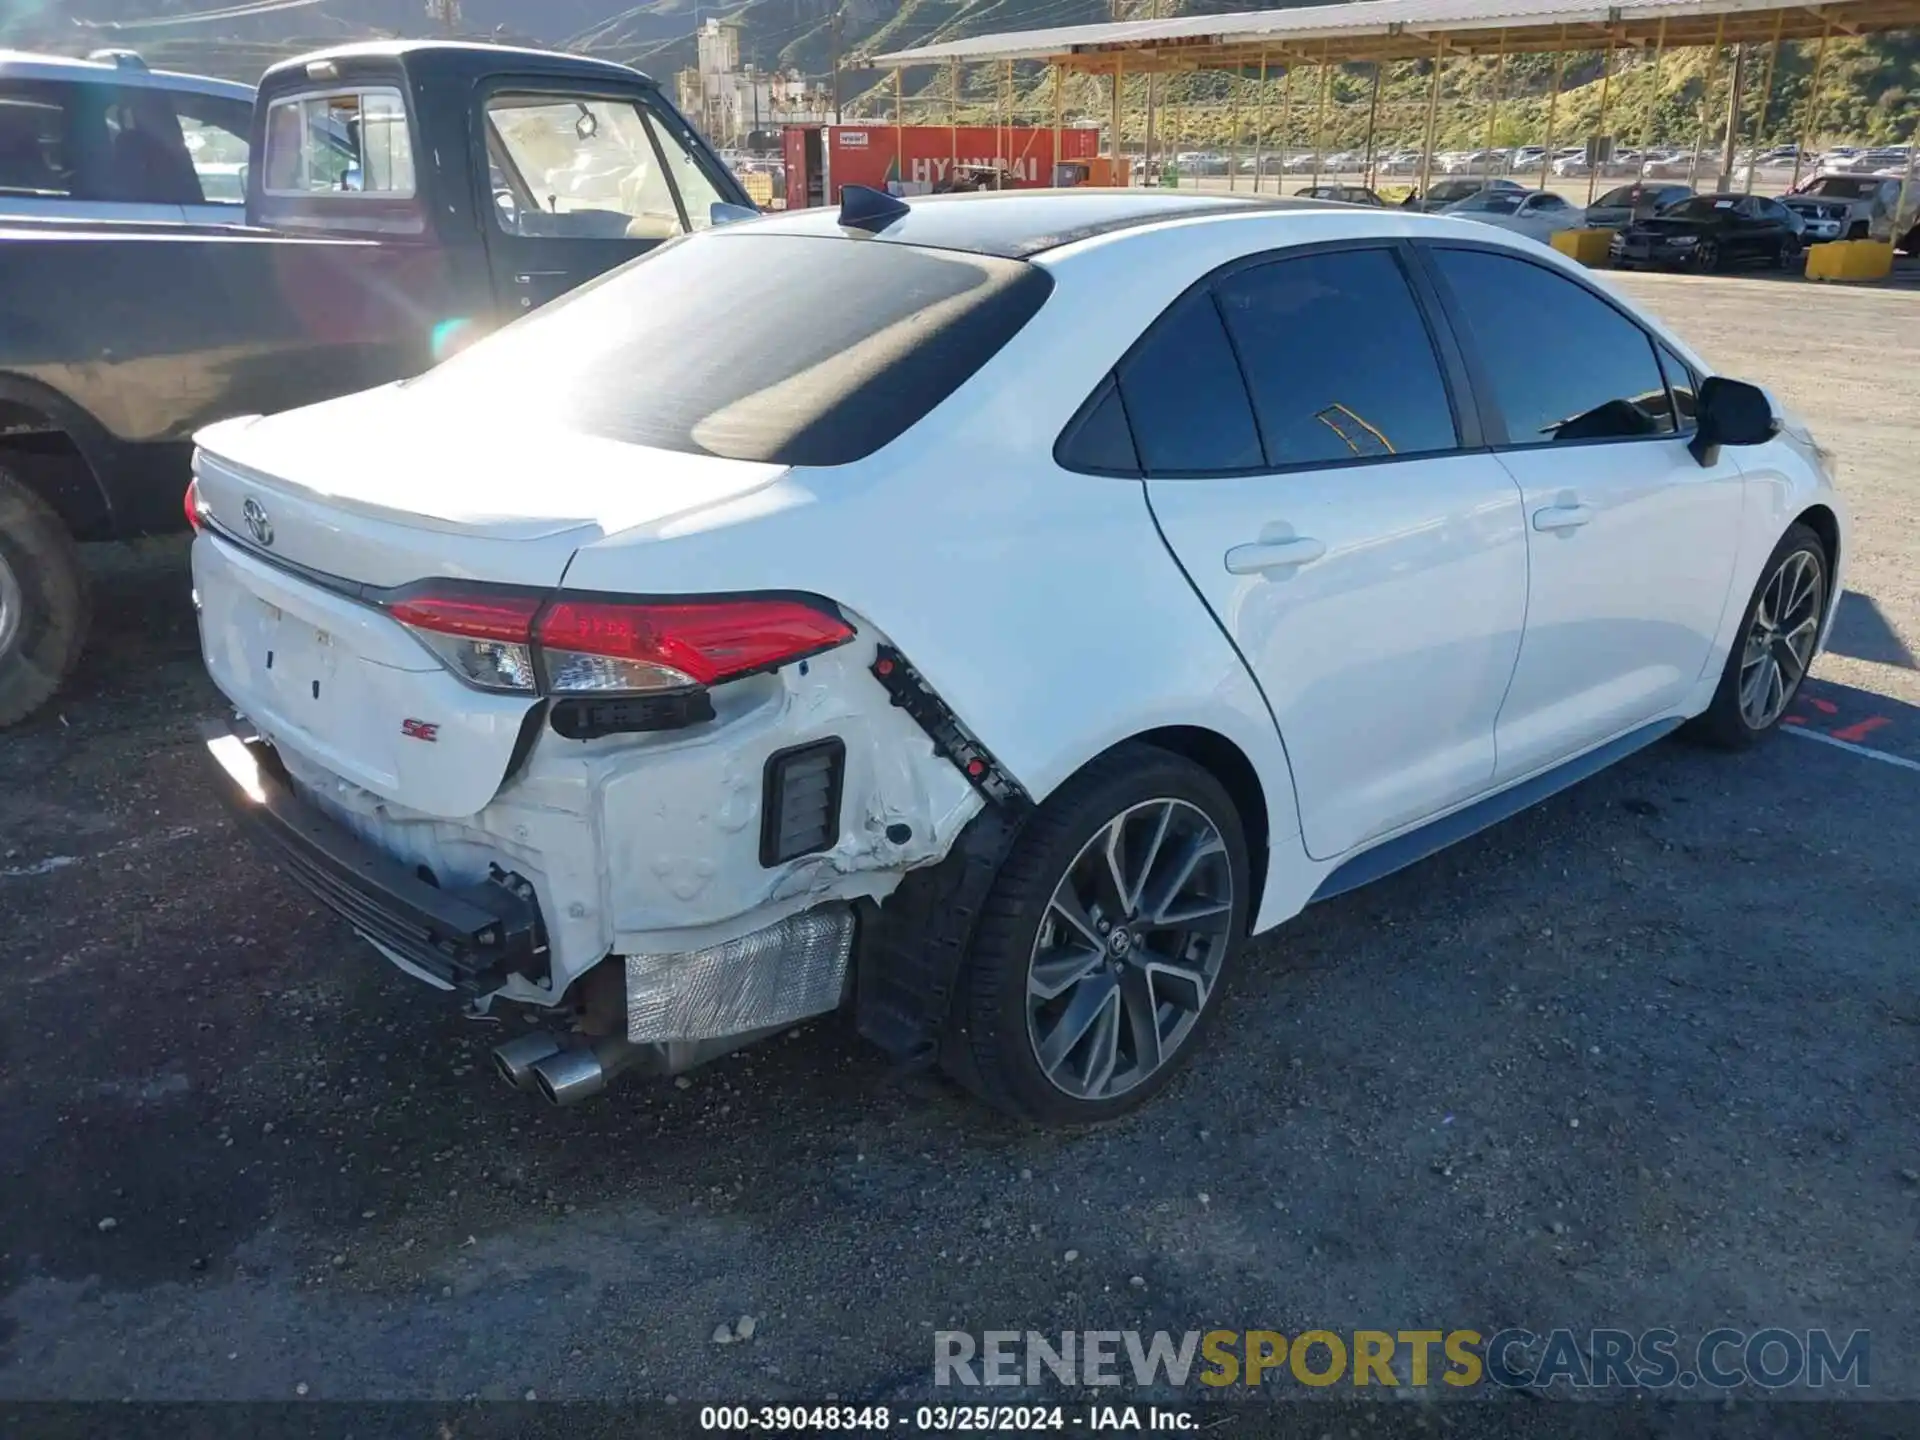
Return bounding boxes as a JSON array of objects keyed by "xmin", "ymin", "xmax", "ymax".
[
  {"xmin": 1739, "ymin": 549, "xmax": 1823, "ymax": 731},
  {"xmin": 1696, "ymin": 240, "xmax": 1720, "ymax": 271},
  {"xmin": 0, "ymin": 550, "xmax": 22, "ymax": 662},
  {"xmin": 1025, "ymin": 799, "xmax": 1234, "ymax": 1102}
]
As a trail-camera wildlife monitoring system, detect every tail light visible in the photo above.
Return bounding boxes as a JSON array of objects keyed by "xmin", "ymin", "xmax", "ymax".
[
  {"xmin": 384, "ymin": 585, "xmax": 854, "ymax": 706},
  {"xmin": 184, "ymin": 477, "xmax": 204, "ymax": 534}
]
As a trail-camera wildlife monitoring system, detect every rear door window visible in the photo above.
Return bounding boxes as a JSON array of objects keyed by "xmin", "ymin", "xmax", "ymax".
[
  {"xmin": 1428, "ymin": 246, "xmax": 1677, "ymax": 443},
  {"xmin": 93, "ymin": 85, "xmax": 203, "ymax": 204},
  {"xmin": 0, "ymin": 80, "xmax": 76, "ymax": 197},
  {"xmin": 1212, "ymin": 247, "xmax": 1457, "ymax": 466},
  {"xmin": 405, "ymin": 232, "xmax": 1053, "ymax": 467}
]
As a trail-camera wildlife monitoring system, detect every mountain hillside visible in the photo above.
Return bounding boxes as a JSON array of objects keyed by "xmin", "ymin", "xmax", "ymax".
[{"xmin": 9, "ymin": 1, "xmax": 1916, "ymax": 145}]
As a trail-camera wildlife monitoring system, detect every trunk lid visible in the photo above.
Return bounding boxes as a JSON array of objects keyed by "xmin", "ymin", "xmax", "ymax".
[{"xmin": 191, "ymin": 386, "xmax": 789, "ymax": 818}]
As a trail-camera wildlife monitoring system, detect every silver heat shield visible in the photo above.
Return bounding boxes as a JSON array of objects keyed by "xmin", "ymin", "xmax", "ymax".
[{"xmin": 624, "ymin": 904, "xmax": 856, "ymax": 1043}]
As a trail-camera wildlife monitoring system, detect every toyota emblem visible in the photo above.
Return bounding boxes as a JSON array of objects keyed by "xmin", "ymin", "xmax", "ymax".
[{"xmin": 242, "ymin": 497, "xmax": 273, "ymax": 547}]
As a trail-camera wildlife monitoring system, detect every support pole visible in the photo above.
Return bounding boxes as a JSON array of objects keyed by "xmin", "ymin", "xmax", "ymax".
[
  {"xmin": 1895, "ymin": 120, "xmax": 1919, "ymax": 249},
  {"xmin": 1228, "ymin": 67, "xmax": 1241, "ymax": 190},
  {"xmin": 1791, "ymin": 21, "xmax": 1832, "ymax": 191},
  {"xmin": 1253, "ymin": 50, "xmax": 1269, "ymax": 193},
  {"xmin": 1719, "ymin": 44, "xmax": 1747, "ymax": 190},
  {"xmin": 1540, "ymin": 33, "xmax": 1567, "ymax": 191},
  {"xmin": 1588, "ymin": 32, "xmax": 1616, "ymax": 207},
  {"xmin": 1686, "ymin": 12, "xmax": 1725, "ymax": 191},
  {"xmin": 1310, "ymin": 49, "xmax": 1330, "ymax": 189},
  {"xmin": 1744, "ymin": 11, "xmax": 1785, "ymax": 194},
  {"xmin": 1362, "ymin": 61, "xmax": 1382, "ymax": 189},
  {"xmin": 1050, "ymin": 63, "xmax": 1064, "ymax": 187},
  {"xmin": 950, "ymin": 57, "xmax": 960, "ymax": 177},
  {"xmin": 894, "ymin": 67, "xmax": 904, "ymax": 191},
  {"xmin": 998, "ymin": 60, "xmax": 1010, "ymax": 182},
  {"xmin": 1417, "ymin": 44, "xmax": 1442, "ymax": 200},
  {"xmin": 1638, "ymin": 17, "xmax": 1666, "ymax": 158},
  {"xmin": 1483, "ymin": 33, "xmax": 1506, "ymax": 168},
  {"xmin": 1110, "ymin": 60, "xmax": 1124, "ymax": 185},
  {"xmin": 1278, "ymin": 61, "xmax": 1294, "ymax": 193}
]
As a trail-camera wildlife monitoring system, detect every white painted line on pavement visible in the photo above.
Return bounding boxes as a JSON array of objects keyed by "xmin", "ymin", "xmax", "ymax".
[{"xmin": 1785, "ymin": 726, "xmax": 1920, "ymax": 773}]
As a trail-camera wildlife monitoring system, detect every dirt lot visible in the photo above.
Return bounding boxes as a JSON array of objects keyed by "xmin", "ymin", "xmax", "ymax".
[{"xmin": 1, "ymin": 268, "xmax": 1917, "ymax": 1428}]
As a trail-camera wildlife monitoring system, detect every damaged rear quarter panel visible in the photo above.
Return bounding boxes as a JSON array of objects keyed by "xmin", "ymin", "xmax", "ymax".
[{"xmin": 566, "ymin": 632, "xmax": 982, "ymax": 951}]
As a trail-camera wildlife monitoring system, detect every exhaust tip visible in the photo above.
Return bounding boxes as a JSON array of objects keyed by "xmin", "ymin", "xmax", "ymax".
[
  {"xmin": 492, "ymin": 1032, "xmax": 564, "ymax": 1092},
  {"xmin": 528, "ymin": 1047, "xmax": 609, "ymax": 1108}
]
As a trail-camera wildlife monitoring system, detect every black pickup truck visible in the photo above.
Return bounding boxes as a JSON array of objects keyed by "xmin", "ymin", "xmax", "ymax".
[{"xmin": 0, "ymin": 39, "xmax": 754, "ymax": 726}]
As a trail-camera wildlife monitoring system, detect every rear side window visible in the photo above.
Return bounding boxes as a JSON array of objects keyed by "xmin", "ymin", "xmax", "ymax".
[
  {"xmin": 1213, "ymin": 248, "xmax": 1456, "ymax": 466},
  {"xmin": 263, "ymin": 88, "xmax": 414, "ymax": 196},
  {"xmin": 1429, "ymin": 247, "xmax": 1676, "ymax": 444},
  {"xmin": 405, "ymin": 233, "xmax": 1052, "ymax": 467},
  {"xmin": 1114, "ymin": 290, "xmax": 1262, "ymax": 475},
  {"xmin": 170, "ymin": 90, "xmax": 252, "ymax": 205},
  {"xmin": 0, "ymin": 81, "xmax": 75, "ymax": 196}
]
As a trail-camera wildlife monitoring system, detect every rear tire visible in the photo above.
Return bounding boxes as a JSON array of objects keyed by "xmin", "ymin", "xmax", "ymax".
[
  {"xmin": 949, "ymin": 743, "xmax": 1250, "ymax": 1125},
  {"xmin": 0, "ymin": 458, "xmax": 91, "ymax": 729},
  {"xmin": 1688, "ymin": 523, "xmax": 1826, "ymax": 751}
]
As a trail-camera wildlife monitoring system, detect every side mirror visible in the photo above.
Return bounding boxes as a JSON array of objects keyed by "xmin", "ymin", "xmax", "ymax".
[
  {"xmin": 710, "ymin": 201, "xmax": 760, "ymax": 226},
  {"xmin": 1690, "ymin": 375, "xmax": 1777, "ymax": 466}
]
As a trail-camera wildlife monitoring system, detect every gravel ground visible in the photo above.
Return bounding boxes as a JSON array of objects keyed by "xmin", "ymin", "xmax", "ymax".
[{"xmin": 1, "ymin": 270, "xmax": 1916, "ymax": 1432}]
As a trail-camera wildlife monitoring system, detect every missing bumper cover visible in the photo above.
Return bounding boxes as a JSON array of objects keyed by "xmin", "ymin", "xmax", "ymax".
[
  {"xmin": 869, "ymin": 645, "xmax": 1031, "ymax": 812},
  {"xmin": 624, "ymin": 904, "xmax": 855, "ymax": 1043}
]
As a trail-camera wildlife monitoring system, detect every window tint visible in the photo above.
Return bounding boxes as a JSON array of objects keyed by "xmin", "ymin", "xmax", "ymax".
[
  {"xmin": 0, "ymin": 82, "xmax": 74, "ymax": 196},
  {"xmin": 1656, "ymin": 343, "xmax": 1698, "ymax": 434},
  {"xmin": 405, "ymin": 233, "xmax": 1052, "ymax": 467},
  {"xmin": 1213, "ymin": 248, "xmax": 1456, "ymax": 466},
  {"xmin": 1114, "ymin": 289, "xmax": 1262, "ymax": 474},
  {"xmin": 1057, "ymin": 380, "xmax": 1139, "ymax": 474},
  {"xmin": 96, "ymin": 86, "xmax": 202, "ymax": 204},
  {"xmin": 264, "ymin": 88, "xmax": 414, "ymax": 196},
  {"xmin": 1430, "ymin": 247, "xmax": 1676, "ymax": 443}
]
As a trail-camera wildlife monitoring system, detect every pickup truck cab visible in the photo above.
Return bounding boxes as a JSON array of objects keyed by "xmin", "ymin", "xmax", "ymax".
[{"xmin": 0, "ymin": 39, "xmax": 753, "ymax": 726}]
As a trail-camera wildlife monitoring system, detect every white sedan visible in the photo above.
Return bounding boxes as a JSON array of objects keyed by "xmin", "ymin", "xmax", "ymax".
[
  {"xmin": 1441, "ymin": 186, "xmax": 1585, "ymax": 242},
  {"xmin": 187, "ymin": 188, "xmax": 1848, "ymax": 1126}
]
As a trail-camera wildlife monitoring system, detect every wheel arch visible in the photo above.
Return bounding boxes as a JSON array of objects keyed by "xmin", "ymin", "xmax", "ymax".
[
  {"xmin": 1133, "ymin": 724, "xmax": 1271, "ymax": 924},
  {"xmin": 0, "ymin": 377, "xmax": 116, "ymax": 541}
]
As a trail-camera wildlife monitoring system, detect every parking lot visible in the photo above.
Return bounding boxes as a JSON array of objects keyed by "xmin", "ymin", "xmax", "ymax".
[{"xmin": 1, "ymin": 266, "xmax": 1917, "ymax": 1418}]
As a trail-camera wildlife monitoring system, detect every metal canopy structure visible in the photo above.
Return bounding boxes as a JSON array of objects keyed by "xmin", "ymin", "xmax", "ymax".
[{"xmin": 868, "ymin": 0, "xmax": 1920, "ymax": 69}]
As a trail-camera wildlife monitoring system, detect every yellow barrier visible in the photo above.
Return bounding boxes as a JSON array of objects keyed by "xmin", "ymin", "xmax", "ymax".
[
  {"xmin": 1550, "ymin": 228, "xmax": 1615, "ymax": 266},
  {"xmin": 1806, "ymin": 239, "xmax": 1894, "ymax": 282}
]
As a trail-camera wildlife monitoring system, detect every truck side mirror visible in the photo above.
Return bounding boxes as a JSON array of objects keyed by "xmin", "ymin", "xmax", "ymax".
[{"xmin": 1690, "ymin": 376, "xmax": 1777, "ymax": 466}]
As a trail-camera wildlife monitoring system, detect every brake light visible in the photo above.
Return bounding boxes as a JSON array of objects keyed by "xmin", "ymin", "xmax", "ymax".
[
  {"xmin": 184, "ymin": 477, "xmax": 204, "ymax": 533},
  {"xmin": 537, "ymin": 598, "xmax": 854, "ymax": 694},
  {"xmin": 384, "ymin": 588, "xmax": 853, "ymax": 699}
]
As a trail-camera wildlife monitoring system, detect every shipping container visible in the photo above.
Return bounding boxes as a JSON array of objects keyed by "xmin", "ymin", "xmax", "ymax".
[{"xmin": 782, "ymin": 124, "xmax": 1104, "ymax": 210}]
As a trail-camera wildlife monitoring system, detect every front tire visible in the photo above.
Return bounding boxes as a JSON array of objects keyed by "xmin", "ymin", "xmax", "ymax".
[
  {"xmin": 0, "ymin": 458, "xmax": 91, "ymax": 729},
  {"xmin": 1695, "ymin": 239, "xmax": 1722, "ymax": 272},
  {"xmin": 1689, "ymin": 523, "xmax": 1827, "ymax": 750},
  {"xmin": 950, "ymin": 744, "xmax": 1250, "ymax": 1125}
]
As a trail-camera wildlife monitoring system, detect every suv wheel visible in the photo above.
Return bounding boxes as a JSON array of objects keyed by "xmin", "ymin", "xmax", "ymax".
[
  {"xmin": 950, "ymin": 744, "xmax": 1250, "ymax": 1125},
  {"xmin": 0, "ymin": 457, "xmax": 90, "ymax": 728}
]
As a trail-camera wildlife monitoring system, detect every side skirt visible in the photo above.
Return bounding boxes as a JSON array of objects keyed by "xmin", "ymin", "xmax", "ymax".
[{"xmin": 1309, "ymin": 717, "xmax": 1685, "ymax": 906}]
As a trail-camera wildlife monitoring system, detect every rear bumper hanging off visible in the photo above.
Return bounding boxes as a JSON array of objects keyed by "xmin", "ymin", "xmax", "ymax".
[{"xmin": 201, "ymin": 721, "xmax": 550, "ymax": 993}]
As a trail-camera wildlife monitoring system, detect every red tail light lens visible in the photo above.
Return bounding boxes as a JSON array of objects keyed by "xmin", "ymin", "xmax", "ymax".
[
  {"xmin": 537, "ymin": 597, "xmax": 854, "ymax": 694},
  {"xmin": 384, "ymin": 588, "xmax": 853, "ymax": 698},
  {"xmin": 184, "ymin": 477, "xmax": 204, "ymax": 534}
]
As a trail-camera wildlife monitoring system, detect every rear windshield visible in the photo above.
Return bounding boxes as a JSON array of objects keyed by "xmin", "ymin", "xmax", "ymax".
[
  {"xmin": 1802, "ymin": 177, "xmax": 1875, "ymax": 198},
  {"xmin": 407, "ymin": 232, "xmax": 1053, "ymax": 467}
]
